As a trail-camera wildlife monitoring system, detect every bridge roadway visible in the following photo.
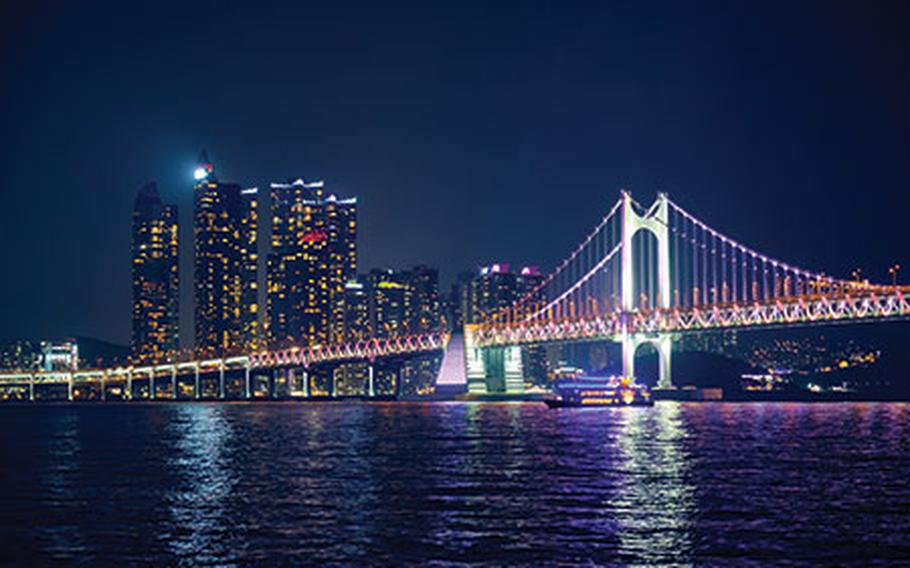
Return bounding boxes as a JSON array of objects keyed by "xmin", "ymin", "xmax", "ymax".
[
  {"xmin": 471, "ymin": 287, "xmax": 910, "ymax": 348},
  {"xmin": 0, "ymin": 332, "xmax": 449, "ymax": 402}
]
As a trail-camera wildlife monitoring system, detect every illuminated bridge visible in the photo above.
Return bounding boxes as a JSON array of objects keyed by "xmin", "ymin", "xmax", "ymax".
[
  {"xmin": 0, "ymin": 333, "xmax": 448, "ymax": 402},
  {"xmin": 464, "ymin": 191, "xmax": 909, "ymax": 393},
  {"xmin": 0, "ymin": 191, "xmax": 907, "ymax": 401}
]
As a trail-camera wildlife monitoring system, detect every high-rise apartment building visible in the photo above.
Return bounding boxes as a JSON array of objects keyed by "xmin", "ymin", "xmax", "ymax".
[
  {"xmin": 465, "ymin": 263, "xmax": 544, "ymax": 324},
  {"xmin": 369, "ymin": 268, "xmax": 412, "ymax": 339},
  {"xmin": 131, "ymin": 182, "xmax": 179, "ymax": 362},
  {"xmin": 193, "ymin": 152, "xmax": 258, "ymax": 357},
  {"xmin": 409, "ymin": 265, "xmax": 442, "ymax": 334},
  {"xmin": 343, "ymin": 277, "xmax": 372, "ymax": 342},
  {"xmin": 267, "ymin": 179, "xmax": 357, "ymax": 348}
]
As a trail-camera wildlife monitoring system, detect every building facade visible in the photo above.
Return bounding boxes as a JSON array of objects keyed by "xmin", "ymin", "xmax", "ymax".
[
  {"xmin": 368, "ymin": 268, "xmax": 412, "ymax": 339},
  {"xmin": 267, "ymin": 179, "xmax": 357, "ymax": 349},
  {"xmin": 131, "ymin": 182, "xmax": 179, "ymax": 362},
  {"xmin": 343, "ymin": 276, "xmax": 372, "ymax": 342},
  {"xmin": 409, "ymin": 265, "xmax": 442, "ymax": 334},
  {"xmin": 193, "ymin": 152, "xmax": 258, "ymax": 357},
  {"xmin": 464, "ymin": 264, "xmax": 548, "ymax": 388},
  {"xmin": 40, "ymin": 339, "xmax": 79, "ymax": 371}
]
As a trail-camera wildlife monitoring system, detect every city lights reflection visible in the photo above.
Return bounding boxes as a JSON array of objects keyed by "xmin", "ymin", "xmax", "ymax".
[
  {"xmin": 166, "ymin": 405, "xmax": 237, "ymax": 563},
  {"xmin": 615, "ymin": 403, "xmax": 695, "ymax": 564}
]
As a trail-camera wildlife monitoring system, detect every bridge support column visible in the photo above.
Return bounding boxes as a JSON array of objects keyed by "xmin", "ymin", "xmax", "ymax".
[
  {"xmin": 656, "ymin": 335, "xmax": 672, "ymax": 389},
  {"xmin": 102, "ymin": 371, "xmax": 107, "ymax": 402},
  {"xmin": 126, "ymin": 370, "xmax": 133, "ymax": 400},
  {"xmin": 244, "ymin": 365, "xmax": 251, "ymax": 400},
  {"xmin": 194, "ymin": 365, "xmax": 200, "ymax": 400},
  {"xmin": 621, "ymin": 334, "xmax": 636, "ymax": 378},
  {"xmin": 218, "ymin": 362, "xmax": 225, "ymax": 400},
  {"xmin": 368, "ymin": 363, "xmax": 375, "ymax": 398},
  {"xmin": 504, "ymin": 345, "xmax": 525, "ymax": 393},
  {"xmin": 67, "ymin": 373, "xmax": 73, "ymax": 401},
  {"xmin": 464, "ymin": 325, "xmax": 489, "ymax": 394},
  {"xmin": 466, "ymin": 349, "xmax": 488, "ymax": 394},
  {"xmin": 621, "ymin": 334, "xmax": 673, "ymax": 389},
  {"xmin": 171, "ymin": 367, "xmax": 177, "ymax": 400},
  {"xmin": 29, "ymin": 374, "xmax": 34, "ymax": 402},
  {"xmin": 150, "ymin": 371, "xmax": 156, "ymax": 400}
]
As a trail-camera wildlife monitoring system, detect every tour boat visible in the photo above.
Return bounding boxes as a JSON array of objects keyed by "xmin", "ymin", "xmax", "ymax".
[{"xmin": 544, "ymin": 375, "xmax": 653, "ymax": 407}]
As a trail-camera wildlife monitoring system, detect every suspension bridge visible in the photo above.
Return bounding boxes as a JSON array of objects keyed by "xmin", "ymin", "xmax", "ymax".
[
  {"xmin": 0, "ymin": 191, "xmax": 906, "ymax": 401},
  {"xmin": 463, "ymin": 191, "xmax": 909, "ymax": 393}
]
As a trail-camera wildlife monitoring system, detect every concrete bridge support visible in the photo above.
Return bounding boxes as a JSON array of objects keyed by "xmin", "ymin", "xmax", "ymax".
[
  {"xmin": 464, "ymin": 327, "xmax": 525, "ymax": 394},
  {"xmin": 622, "ymin": 334, "xmax": 673, "ymax": 388}
]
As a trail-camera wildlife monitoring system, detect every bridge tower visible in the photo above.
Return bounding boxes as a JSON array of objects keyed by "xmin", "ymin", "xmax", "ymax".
[{"xmin": 620, "ymin": 191, "xmax": 673, "ymax": 388}]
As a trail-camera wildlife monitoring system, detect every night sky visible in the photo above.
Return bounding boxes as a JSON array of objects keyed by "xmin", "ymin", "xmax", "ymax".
[{"xmin": 0, "ymin": 1, "xmax": 907, "ymax": 345}]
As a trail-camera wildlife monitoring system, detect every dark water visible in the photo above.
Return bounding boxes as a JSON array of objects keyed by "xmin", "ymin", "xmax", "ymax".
[{"xmin": 0, "ymin": 402, "xmax": 908, "ymax": 567}]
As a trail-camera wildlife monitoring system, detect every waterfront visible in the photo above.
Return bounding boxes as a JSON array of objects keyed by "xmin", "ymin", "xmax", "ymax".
[{"xmin": 0, "ymin": 402, "xmax": 908, "ymax": 566}]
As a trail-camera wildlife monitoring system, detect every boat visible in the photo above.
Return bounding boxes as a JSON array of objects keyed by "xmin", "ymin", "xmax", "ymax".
[{"xmin": 544, "ymin": 375, "xmax": 654, "ymax": 407}]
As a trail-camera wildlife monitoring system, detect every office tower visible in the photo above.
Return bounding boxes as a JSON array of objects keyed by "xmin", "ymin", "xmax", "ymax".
[
  {"xmin": 240, "ymin": 187, "xmax": 260, "ymax": 349},
  {"xmin": 408, "ymin": 265, "xmax": 441, "ymax": 333},
  {"xmin": 40, "ymin": 339, "xmax": 79, "ymax": 371},
  {"xmin": 369, "ymin": 268, "xmax": 412, "ymax": 339},
  {"xmin": 343, "ymin": 276, "xmax": 372, "ymax": 342},
  {"xmin": 0, "ymin": 339, "xmax": 39, "ymax": 371},
  {"xmin": 465, "ymin": 263, "xmax": 544, "ymax": 323},
  {"xmin": 193, "ymin": 151, "xmax": 258, "ymax": 357},
  {"xmin": 516, "ymin": 265, "xmax": 545, "ymax": 301},
  {"xmin": 465, "ymin": 263, "xmax": 517, "ymax": 324},
  {"xmin": 131, "ymin": 182, "xmax": 179, "ymax": 362},
  {"xmin": 267, "ymin": 179, "xmax": 357, "ymax": 348},
  {"xmin": 446, "ymin": 271, "xmax": 475, "ymax": 332},
  {"xmin": 466, "ymin": 264, "xmax": 549, "ymax": 386}
]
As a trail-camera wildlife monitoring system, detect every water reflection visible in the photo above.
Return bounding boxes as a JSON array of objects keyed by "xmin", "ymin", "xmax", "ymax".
[
  {"xmin": 616, "ymin": 403, "xmax": 695, "ymax": 566},
  {"xmin": 2, "ymin": 402, "xmax": 908, "ymax": 566},
  {"xmin": 39, "ymin": 411, "xmax": 87, "ymax": 560},
  {"xmin": 166, "ymin": 404, "xmax": 237, "ymax": 564}
]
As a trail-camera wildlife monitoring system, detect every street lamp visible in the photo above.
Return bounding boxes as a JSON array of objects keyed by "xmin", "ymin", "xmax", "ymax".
[{"xmin": 888, "ymin": 264, "xmax": 901, "ymax": 287}]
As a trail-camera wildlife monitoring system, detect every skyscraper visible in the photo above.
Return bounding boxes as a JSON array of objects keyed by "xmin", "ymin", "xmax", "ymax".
[
  {"xmin": 409, "ymin": 265, "xmax": 442, "ymax": 334},
  {"xmin": 343, "ymin": 276, "xmax": 372, "ymax": 342},
  {"xmin": 267, "ymin": 179, "xmax": 357, "ymax": 348},
  {"xmin": 369, "ymin": 268, "xmax": 412, "ymax": 339},
  {"xmin": 465, "ymin": 263, "xmax": 549, "ymax": 388},
  {"xmin": 131, "ymin": 182, "xmax": 179, "ymax": 362},
  {"xmin": 193, "ymin": 152, "xmax": 258, "ymax": 357},
  {"xmin": 239, "ymin": 187, "xmax": 260, "ymax": 349}
]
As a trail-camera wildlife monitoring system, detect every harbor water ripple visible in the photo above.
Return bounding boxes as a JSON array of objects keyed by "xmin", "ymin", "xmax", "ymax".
[{"xmin": 0, "ymin": 402, "xmax": 908, "ymax": 566}]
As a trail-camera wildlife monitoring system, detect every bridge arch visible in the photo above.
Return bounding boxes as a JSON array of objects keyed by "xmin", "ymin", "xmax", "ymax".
[{"xmin": 622, "ymin": 334, "xmax": 672, "ymax": 389}]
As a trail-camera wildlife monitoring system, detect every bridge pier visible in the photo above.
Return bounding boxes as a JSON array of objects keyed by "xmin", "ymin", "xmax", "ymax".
[
  {"xmin": 368, "ymin": 363, "xmax": 375, "ymax": 398},
  {"xmin": 464, "ymin": 333, "xmax": 525, "ymax": 395},
  {"xmin": 621, "ymin": 334, "xmax": 672, "ymax": 389}
]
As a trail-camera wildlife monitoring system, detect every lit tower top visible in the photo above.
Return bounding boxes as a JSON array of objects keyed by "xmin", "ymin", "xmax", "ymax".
[{"xmin": 194, "ymin": 149, "xmax": 214, "ymax": 182}]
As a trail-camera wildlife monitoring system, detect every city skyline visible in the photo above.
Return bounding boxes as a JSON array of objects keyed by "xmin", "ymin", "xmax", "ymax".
[
  {"xmin": 2, "ymin": 4, "xmax": 909, "ymax": 566},
  {"xmin": 0, "ymin": 1, "xmax": 907, "ymax": 345}
]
